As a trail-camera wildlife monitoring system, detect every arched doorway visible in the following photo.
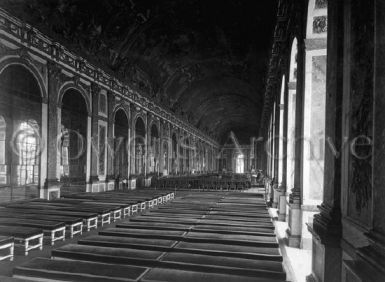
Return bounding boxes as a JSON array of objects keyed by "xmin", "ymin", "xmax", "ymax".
[
  {"xmin": 134, "ymin": 117, "xmax": 146, "ymax": 175},
  {"xmin": 114, "ymin": 109, "xmax": 129, "ymax": 182},
  {"xmin": 60, "ymin": 89, "xmax": 88, "ymax": 186},
  {"xmin": 0, "ymin": 65, "xmax": 42, "ymax": 201},
  {"xmin": 149, "ymin": 124, "xmax": 159, "ymax": 174}
]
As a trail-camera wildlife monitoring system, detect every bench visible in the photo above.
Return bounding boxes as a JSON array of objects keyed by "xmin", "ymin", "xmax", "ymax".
[
  {"xmin": 51, "ymin": 245, "xmax": 285, "ymax": 280},
  {"xmin": 13, "ymin": 257, "xmax": 148, "ymax": 282},
  {"xmin": 0, "ymin": 226, "xmax": 43, "ymax": 255},
  {"xmin": 174, "ymin": 241, "xmax": 282, "ymax": 261},
  {"xmin": 141, "ymin": 267, "xmax": 283, "ymax": 282},
  {"xmin": 0, "ymin": 209, "xmax": 83, "ymax": 238},
  {"xmin": 160, "ymin": 252, "xmax": 286, "ymax": 280},
  {"xmin": 99, "ymin": 228, "xmax": 186, "ymax": 241},
  {"xmin": 52, "ymin": 243, "xmax": 163, "ymax": 265},
  {"xmin": 116, "ymin": 222, "xmax": 192, "ymax": 232},
  {"xmin": 25, "ymin": 202, "xmax": 113, "ymax": 227},
  {"xmin": 142, "ymin": 212, "xmax": 204, "ymax": 219},
  {"xmin": 0, "ymin": 218, "xmax": 65, "ymax": 246},
  {"xmin": 37, "ymin": 198, "xmax": 125, "ymax": 222},
  {"xmin": 78, "ymin": 235, "xmax": 177, "ymax": 252},
  {"xmin": 0, "ymin": 235, "xmax": 14, "ymax": 261},
  {"xmin": 100, "ymin": 227, "xmax": 278, "ymax": 248},
  {"xmin": 3, "ymin": 206, "xmax": 98, "ymax": 232}
]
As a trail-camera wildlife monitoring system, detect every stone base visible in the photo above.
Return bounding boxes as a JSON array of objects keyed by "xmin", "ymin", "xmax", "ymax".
[
  {"xmin": 86, "ymin": 178, "xmax": 108, "ymax": 193},
  {"xmin": 144, "ymin": 177, "xmax": 152, "ymax": 187},
  {"xmin": 287, "ymin": 202, "xmax": 302, "ymax": 248},
  {"xmin": 92, "ymin": 182, "xmax": 105, "ymax": 193},
  {"xmin": 286, "ymin": 232, "xmax": 301, "ymax": 248},
  {"xmin": 278, "ymin": 213, "xmax": 286, "ymax": 221},
  {"xmin": 106, "ymin": 180, "xmax": 115, "ymax": 191},
  {"xmin": 301, "ymin": 205, "xmax": 319, "ymax": 250},
  {"xmin": 306, "ymin": 274, "xmax": 317, "ymax": 282},
  {"xmin": 307, "ymin": 217, "xmax": 343, "ymax": 282},
  {"xmin": 278, "ymin": 195, "xmax": 286, "ymax": 221},
  {"xmin": 41, "ymin": 179, "xmax": 62, "ymax": 200},
  {"xmin": 272, "ymin": 185, "xmax": 281, "ymax": 208},
  {"xmin": 128, "ymin": 179, "xmax": 136, "ymax": 190}
]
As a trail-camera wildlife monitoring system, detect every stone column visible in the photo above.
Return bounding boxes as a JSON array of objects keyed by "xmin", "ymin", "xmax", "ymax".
[
  {"xmin": 287, "ymin": 38, "xmax": 305, "ymax": 248},
  {"xmin": 87, "ymin": 83, "xmax": 100, "ymax": 192},
  {"xmin": 126, "ymin": 102, "xmax": 131, "ymax": 179},
  {"xmin": 278, "ymin": 72, "xmax": 289, "ymax": 221},
  {"xmin": 267, "ymin": 113, "xmax": 274, "ymax": 203},
  {"xmin": 307, "ymin": 0, "xmax": 344, "ymax": 280},
  {"xmin": 272, "ymin": 93, "xmax": 281, "ymax": 208},
  {"xmin": 159, "ymin": 121, "xmax": 164, "ymax": 175},
  {"xmin": 168, "ymin": 124, "xmax": 172, "ymax": 174},
  {"xmin": 143, "ymin": 112, "xmax": 148, "ymax": 178},
  {"xmin": 42, "ymin": 62, "xmax": 62, "ymax": 199},
  {"xmin": 130, "ymin": 105, "xmax": 136, "ymax": 176},
  {"xmin": 105, "ymin": 92, "xmax": 115, "ymax": 190},
  {"xmin": 146, "ymin": 114, "xmax": 151, "ymax": 175}
]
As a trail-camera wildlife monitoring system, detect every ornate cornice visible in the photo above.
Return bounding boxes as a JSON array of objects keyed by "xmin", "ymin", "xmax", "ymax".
[
  {"xmin": 0, "ymin": 8, "xmax": 218, "ymax": 148},
  {"xmin": 259, "ymin": 0, "xmax": 292, "ymax": 134}
]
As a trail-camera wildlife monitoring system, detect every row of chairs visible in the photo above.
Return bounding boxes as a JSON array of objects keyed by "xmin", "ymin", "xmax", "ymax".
[{"xmin": 156, "ymin": 173, "xmax": 251, "ymax": 191}]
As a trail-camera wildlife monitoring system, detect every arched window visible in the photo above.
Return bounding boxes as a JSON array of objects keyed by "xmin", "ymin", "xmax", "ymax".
[
  {"xmin": 236, "ymin": 154, "xmax": 245, "ymax": 174},
  {"xmin": 134, "ymin": 117, "xmax": 146, "ymax": 175},
  {"xmin": 16, "ymin": 120, "xmax": 40, "ymax": 186},
  {"xmin": 114, "ymin": 109, "xmax": 129, "ymax": 181},
  {"xmin": 149, "ymin": 124, "xmax": 159, "ymax": 174},
  {"xmin": 162, "ymin": 140, "xmax": 169, "ymax": 174},
  {"xmin": 0, "ymin": 64, "xmax": 42, "ymax": 200},
  {"xmin": 61, "ymin": 89, "xmax": 88, "ymax": 184}
]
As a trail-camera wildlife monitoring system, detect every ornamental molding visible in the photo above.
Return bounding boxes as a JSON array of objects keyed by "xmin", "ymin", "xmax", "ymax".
[{"xmin": 0, "ymin": 8, "xmax": 218, "ymax": 148}]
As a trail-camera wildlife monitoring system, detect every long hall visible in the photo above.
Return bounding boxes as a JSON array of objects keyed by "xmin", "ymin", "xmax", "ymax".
[{"xmin": 0, "ymin": 0, "xmax": 384, "ymax": 281}]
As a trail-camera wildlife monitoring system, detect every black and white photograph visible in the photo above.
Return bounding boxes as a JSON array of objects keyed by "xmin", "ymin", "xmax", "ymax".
[{"xmin": 0, "ymin": 0, "xmax": 382, "ymax": 281}]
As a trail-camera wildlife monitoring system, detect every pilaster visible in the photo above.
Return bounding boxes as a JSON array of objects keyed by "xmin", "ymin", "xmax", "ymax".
[
  {"xmin": 307, "ymin": 0, "xmax": 343, "ymax": 280},
  {"xmin": 287, "ymin": 35, "xmax": 305, "ymax": 248},
  {"xmin": 87, "ymin": 83, "xmax": 100, "ymax": 192},
  {"xmin": 42, "ymin": 62, "xmax": 62, "ymax": 199}
]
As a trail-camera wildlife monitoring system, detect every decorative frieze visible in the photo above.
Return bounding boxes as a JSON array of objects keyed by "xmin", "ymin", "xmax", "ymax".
[
  {"xmin": 0, "ymin": 8, "xmax": 218, "ymax": 148},
  {"xmin": 313, "ymin": 16, "xmax": 328, "ymax": 34},
  {"xmin": 315, "ymin": 0, "xmax": 327, "ymax": 10}
]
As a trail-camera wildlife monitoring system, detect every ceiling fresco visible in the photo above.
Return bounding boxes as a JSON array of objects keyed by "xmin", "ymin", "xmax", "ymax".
[{"xmin": 1, "ymin": 0, "xmax": 277, "ymax": 143}]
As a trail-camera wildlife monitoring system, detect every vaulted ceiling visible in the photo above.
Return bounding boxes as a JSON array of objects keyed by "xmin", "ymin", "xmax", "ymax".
[{"xmin": 2, "ymin": 0, "xmax": 277, "ymax": 144}]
